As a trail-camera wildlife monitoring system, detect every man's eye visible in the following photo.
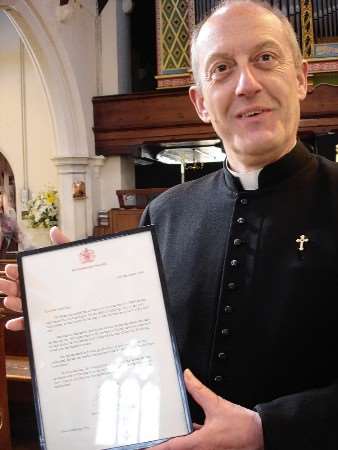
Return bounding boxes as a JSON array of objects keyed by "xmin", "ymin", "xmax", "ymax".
[
  {"xmin": 209, "ymin": 63, "xmax": 231, "ymax": 81},
  {"xmin": 258, "ymin": 53, "xmax": 274, "ymax": 63},
  {"xmin": 215, "ymin": 63, "xmax": 228, "ymax": 72}
]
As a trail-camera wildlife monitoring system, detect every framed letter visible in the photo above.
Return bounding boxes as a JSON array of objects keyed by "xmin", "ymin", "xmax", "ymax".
[{"xmin": 18, "ymin": 226, "xmax": 192, "ymax": 450}]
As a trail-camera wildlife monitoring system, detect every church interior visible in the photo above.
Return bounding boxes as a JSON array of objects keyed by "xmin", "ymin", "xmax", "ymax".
[{"xmin": 0, "ymin": 0, "xmax": 338, "ymax": 448}]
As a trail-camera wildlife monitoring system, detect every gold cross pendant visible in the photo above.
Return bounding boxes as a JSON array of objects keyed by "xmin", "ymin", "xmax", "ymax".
[{"xmin": 296, "ymin": 234, "xmax": 309, "ymax": 251}]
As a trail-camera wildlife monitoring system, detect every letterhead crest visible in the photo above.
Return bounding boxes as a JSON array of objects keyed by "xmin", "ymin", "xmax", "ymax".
[{"xmin": 79, "ymin": 247, "xmax": 95, "ymax": 264}]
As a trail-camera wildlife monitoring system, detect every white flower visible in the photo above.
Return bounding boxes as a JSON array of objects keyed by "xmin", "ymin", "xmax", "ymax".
[{"xmin": 26, "ymin": 188, "xmax": 59, "ymax": 229}]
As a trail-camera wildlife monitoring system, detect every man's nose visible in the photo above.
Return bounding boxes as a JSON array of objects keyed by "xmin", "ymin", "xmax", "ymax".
[{"xmin": 235, "ymin": 65, "xmax": 262, "ymax": 97}]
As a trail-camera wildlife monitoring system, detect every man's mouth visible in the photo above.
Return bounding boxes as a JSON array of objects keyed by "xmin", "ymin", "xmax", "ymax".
[{"xmin": 237, "ymin": 108, "xmax": 271, "ymax": 119}]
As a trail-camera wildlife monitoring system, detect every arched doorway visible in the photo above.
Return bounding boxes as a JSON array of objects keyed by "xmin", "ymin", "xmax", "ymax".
[
  {"xmin": 0, "ymin": 153, "xmax": 15, "ymax": 212},
  {"xmin": 0, "ymin": 153, "xmax": 17, "ymax": 254}
]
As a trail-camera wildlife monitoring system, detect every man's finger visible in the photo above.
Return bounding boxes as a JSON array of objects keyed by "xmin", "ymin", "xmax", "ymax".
[
  {"xmin": 50, "ymin": 226, "xmax": 70, "ymax": 245},
  {"xmin": 153, "ymin": 432, "xmax": 198, "ymax": 450},
  {"xmin": 184, "ymin": 369, "xmax": 220, "ymax": 416},
  {"xmin": 5, "ymin": 264, "xmax": 18, "ymax": 281},
  {"xmin": 5, "ymin": 317, "xmax": 24, "ymax": 331},
  {"xmin": 4, "ymin": 296, "xmax": 23, "ymax": 313},
  {"xmin": 0, "ymin": 278, "xmax": 18, "ymax": 297}
]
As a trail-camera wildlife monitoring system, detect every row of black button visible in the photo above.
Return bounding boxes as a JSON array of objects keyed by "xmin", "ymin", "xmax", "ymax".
[{"xmin": 213, "ymin": 197, "xmax": 249, "ymax": 383}]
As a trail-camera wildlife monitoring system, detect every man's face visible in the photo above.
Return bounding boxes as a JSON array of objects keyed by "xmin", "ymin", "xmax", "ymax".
[{"xmin": 189, "ymin": 4, "xmax": 308, "ymax": 165}]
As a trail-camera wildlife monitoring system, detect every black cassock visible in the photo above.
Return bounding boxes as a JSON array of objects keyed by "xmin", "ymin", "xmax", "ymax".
[{"xmin": 140, "ymin": 141, "xmax": 338, "ymax": 450}]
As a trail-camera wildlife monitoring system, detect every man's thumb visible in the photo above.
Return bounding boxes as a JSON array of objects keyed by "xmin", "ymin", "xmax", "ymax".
[
  {"xmin": 49, "ymin": 226, "xmax": 70, "ymax": 245},
  {"xmin": 184, "ymin": 369, "xmax": 219, "ymax": 416}
]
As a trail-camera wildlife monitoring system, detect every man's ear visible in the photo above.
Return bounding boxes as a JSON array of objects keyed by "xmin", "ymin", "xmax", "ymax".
[
  {"xmin": 297, "ymin": 60, "xmax": 308, "ymax": 101},
  {"xmin": 189, "ymin": 85, "xmax": 211, "ymax": 123}
]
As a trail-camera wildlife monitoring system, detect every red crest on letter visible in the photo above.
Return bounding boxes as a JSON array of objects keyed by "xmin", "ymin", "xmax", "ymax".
[{"xmin": 79, "ymin": 248, "xmax": 95, "ymax": 264}]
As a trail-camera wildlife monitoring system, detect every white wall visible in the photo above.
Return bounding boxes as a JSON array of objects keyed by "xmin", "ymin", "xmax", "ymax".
[
  {"xmin": 25, "ymin": 0, "xmax": 99, "ymax": 157},
  {"xmin": 101, "ymin": 156, "xmax": 135, "ymax": 209},
  {"xmin": 0, "ymin": 11, "xmax": 57, "ymax": 239},
  {"xmin": 24, "ymin": 49, "xmax": 58, "ymax": 195}
]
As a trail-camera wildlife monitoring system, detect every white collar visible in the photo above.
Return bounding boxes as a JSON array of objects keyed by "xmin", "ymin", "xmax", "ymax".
[{"xmin": 225, "ymin": 158, "xmax": 262, "ymax": 190}]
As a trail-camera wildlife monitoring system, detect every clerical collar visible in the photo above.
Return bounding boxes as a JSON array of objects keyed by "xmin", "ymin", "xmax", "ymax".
[
  {"xmin": 223, "ymin": 141, "xmax": 315, "ymax": 192},
  {"xmin": 225, "ymin": 158, "xmax": 262, "ymax": 190}
]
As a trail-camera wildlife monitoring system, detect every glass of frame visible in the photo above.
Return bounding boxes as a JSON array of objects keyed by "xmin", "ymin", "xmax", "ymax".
[{"xmin": 18, "ymin": 226, "xmax": 192, "ymax": 450}]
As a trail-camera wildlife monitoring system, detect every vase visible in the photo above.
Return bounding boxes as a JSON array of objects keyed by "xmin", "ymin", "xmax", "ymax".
[{"xmin": 27, "ymin": 227, "xmax": 52, "ymax": 249}]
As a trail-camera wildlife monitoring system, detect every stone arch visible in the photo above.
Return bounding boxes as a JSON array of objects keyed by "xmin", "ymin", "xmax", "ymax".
[
  {"xmin": 0, "ymin": 1, "xmax": 98, "ymax": 239},
  {"xmin": 0, "ymin": 1, "xmax": 91, "ymax": 158}
]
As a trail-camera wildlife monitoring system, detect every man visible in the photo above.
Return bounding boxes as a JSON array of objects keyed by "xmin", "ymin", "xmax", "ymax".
[{"xmin": 2, "ymin": 1, "xmax": 338, "ymax": 449}]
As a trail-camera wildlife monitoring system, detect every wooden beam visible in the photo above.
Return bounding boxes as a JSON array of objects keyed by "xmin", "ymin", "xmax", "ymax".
[{"xmin": 93, "ymin": 85, "xmax": 338, "ymax": 156}]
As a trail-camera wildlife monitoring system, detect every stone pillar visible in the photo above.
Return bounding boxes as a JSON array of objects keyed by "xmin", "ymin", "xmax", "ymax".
[
  {"xmin": 88, "ymin": 155, "xmax": 106, "ymax": 225},
  {"xmin": 53, "ymin": 156, "xmax": 90, "ymax": 240}
]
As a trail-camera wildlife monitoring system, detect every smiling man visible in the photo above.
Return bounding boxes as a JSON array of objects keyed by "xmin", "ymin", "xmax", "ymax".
[
  {"xmin": 189, "ymin": 0, "xmax": 307, "ymax": 172},
  {"xmin": 140, "ymin": 1, "xmax": 338, "ymax": 449},
  {"xmin": 2, "ymin": 1, "xmax": 338, "ymax": 450}
]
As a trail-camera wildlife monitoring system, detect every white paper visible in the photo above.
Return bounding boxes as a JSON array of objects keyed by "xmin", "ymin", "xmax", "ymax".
[{"xmin": 21, "ymin": 230, "xmax": 190, "ymax": 450}]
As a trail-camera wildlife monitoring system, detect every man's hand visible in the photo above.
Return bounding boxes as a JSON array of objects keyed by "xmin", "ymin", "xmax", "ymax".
[
  {"xmin": 155, "ymin": 369, "xmax": 264, "ymax": 450},
  {"xmin": 0, "ymin": 227, "xmax": 70, "ymax": 331}
]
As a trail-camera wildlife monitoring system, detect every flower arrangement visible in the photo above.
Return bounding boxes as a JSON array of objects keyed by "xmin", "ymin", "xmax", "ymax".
[{"xmin": 26, "ymin": 188, "xmax": 58, "ymax": 229}]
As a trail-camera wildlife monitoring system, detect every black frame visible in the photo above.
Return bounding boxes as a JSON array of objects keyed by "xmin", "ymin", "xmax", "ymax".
[{"xmin": 18, "ymin": 226, "xmax": 192, "ymax": 450}]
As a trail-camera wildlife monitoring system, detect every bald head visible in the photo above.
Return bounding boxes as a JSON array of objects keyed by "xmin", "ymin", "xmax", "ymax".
[{"xmin": 190, "ymin": 0, "xmax": 303, "ymax": 86}]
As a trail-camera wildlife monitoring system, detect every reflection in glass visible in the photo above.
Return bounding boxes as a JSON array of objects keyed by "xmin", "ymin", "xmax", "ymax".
[
  {"xmin": 95, "ymin": 339, "xmax": 161, "ymax": 447},
  {"xmin": 95, "ymin": 380, "xmax": 118, "ymax": 446},
  {"xmin": 140, "ymin": 382, "xmax": 160, "ymax": 442},
  {"xmin": 118, "ymin": 378, "xmax": 141, "ymax": 444}
]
